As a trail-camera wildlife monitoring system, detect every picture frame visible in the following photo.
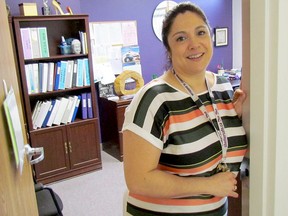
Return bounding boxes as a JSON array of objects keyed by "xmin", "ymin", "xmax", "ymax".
[{"xmin": 214, "ymin": 27, "xmax": 228, "ymax": 47}]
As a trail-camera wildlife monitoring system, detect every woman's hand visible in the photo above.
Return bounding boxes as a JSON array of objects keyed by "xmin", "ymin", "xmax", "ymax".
[
  {"xmin": 208, "ymin": 172, "xmax": 239, "ymax": 198},
  {"xmin": 232, "ymin": 89, "xmax": 247, "ymax": 118}
]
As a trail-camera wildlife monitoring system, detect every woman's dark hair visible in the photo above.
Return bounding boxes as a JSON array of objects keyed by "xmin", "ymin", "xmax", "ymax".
[{"xmin": 162, "ymin": 2, "xmax": 211, "ymax": 53}]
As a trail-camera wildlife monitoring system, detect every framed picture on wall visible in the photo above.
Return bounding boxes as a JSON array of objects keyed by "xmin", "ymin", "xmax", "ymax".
[{"xmin": 214, "ymin": 27, "xmax": 228, "ymax": 47}]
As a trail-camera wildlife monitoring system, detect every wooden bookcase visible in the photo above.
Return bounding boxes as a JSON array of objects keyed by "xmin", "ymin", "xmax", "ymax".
[{"xmin": 12, "ymin": 15, "xmax": 102, "ymax": 184}]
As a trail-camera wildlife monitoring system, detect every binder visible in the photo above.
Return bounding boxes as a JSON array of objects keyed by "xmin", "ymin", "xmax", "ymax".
[
  {"xmin": 54, "ymin": 61, "xmax": 61, "ymax": 90},
  {"xmin": 71, "ymin": 95, "xmax": 81, "ymax": 122},
  {"xmin": 76, "ymin": 59, "xmax": 84, "ymax": 87},
  {"xmin": 83, "ymin": 58, "xmax": 90, "ymax": 86},
  {"xmin": 24, "ymin": 64, "xmax": 34, "ymax": 94},
  {"xmin": 81, "ymin": 92, "xmax": 87, "ymax": 119},
  {"xmin": 72, "ymin": 59, "xmax": 78, "ymax": 87},
  {"xmin": 42, "ymin": 99, "xmax": 55, "ymax": 128},
  {"xmin": 87, "ymin": 92, "xmax": 93, "ymax": 118},
  {"xmin": 41, "ymin": 62, "xmax": 49, "ymax": 93},
  {"xmin": 65, "ymin": 60, "xmax": 74, "ymax": 89},
  {"xmin": 32, "ymin": 63, "xmax": 39, "ymax": 93},
  {"xmin": 46, "ymin": 98, "xmax": 61, "ymax": 127},
  {"xmin": 67, "ymin": 95, "xmax": 78, "ymax": 123},
  {"xmin": 20, "ymin": 28, "xmax": 32, "ymax": 59},
  {"xmin": 58, "ymin": 61, "xmax": 67, "ymax": 90},
  {"xmin": 38, "ymin": 27, "xmax": 50, "ymax": 57},
  {"xmin": 53, "ymin": 97, "xmax": 69, "ymax": 125},
  {"xmin": 29, "ymin": 27, "xmax": 41, "ymax": 58},
  {"xmin": 47, "ymin": 62, "xmax": 55, "ymax": 91},
  {"xmin": 34, "ymin": 100, "xmax": 51, "ymax": 129},
  {"xmin": 61, "ymin": 96, "xmax": 74, "ymax": 124}
]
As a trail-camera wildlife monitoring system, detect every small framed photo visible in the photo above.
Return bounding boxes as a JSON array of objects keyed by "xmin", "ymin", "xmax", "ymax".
[{"xmin": 214, "ymin": 27, "xmax": 228, "ymax": 47}]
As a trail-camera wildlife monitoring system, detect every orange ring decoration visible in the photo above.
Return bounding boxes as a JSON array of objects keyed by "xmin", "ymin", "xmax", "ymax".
[{"xmin": 114, "ymin": 70, "xmax": 144, "ymax": 96}]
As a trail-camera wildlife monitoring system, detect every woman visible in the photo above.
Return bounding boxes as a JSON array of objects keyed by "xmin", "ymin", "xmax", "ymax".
[{"xmin": 122, "ymin": 2, "xmax": 247, "ymax": 215}]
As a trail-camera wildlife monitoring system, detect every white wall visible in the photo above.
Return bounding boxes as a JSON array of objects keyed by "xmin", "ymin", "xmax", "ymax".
[{"xmin": 249, "ymin": 0, "xmax": 288, "ymax": 215}]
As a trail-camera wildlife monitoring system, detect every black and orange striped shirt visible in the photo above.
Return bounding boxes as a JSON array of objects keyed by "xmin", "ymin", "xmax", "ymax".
[{"xmin": 123, "ymin": 74, "xmax": 247, "ymax": 215}]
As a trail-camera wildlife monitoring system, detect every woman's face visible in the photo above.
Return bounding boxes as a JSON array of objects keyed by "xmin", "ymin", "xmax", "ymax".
[{"xmin": 167, "ymin": 11, "xmax": 213, "ymax": 75}]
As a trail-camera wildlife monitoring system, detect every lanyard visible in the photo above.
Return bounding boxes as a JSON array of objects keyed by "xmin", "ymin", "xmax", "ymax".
[{"xmin": 172, "ymin": 69, "xmax": 228, "ymax": 163}]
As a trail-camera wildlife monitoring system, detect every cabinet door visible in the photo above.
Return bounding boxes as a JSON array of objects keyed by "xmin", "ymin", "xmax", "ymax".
[
  {"xmin": 67, "ymin": 120, "xmax": 101, "ymax": 170},
  {"xmin": 30, "ymin": 126, "xmax": 70, "ymax": 180}
]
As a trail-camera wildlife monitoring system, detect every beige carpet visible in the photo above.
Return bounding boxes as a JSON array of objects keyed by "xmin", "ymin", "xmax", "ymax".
[{"xmin": 49, "ymin": 151, "xmax": 126, "ymax": 216}]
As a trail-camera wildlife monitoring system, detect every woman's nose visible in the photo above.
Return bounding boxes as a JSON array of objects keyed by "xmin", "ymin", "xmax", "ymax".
[{"xmin": 188, "ymin": 38, "xmax": 200, "ymax": 50}]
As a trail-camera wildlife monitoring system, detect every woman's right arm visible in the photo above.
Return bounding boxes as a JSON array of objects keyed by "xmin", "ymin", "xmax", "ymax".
[{"xmin": 123, "ymin": 130, "xmax": 238, "ymax": 199}]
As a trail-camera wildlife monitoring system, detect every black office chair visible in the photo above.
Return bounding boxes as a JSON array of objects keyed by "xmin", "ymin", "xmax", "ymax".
[{"xmin": 35, "ymin": 182, "xmax": 63, "ymax": 216}]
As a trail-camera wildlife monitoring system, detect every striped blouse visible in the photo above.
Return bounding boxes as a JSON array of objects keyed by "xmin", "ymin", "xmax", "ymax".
[{"xmin": 122, "ymin": 74, "xmax": 247, "ymax": 215}]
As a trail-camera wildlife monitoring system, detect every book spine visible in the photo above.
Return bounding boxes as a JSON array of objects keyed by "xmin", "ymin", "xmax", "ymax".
[
  {"xmin": 38, "ymin": 27, "xmax": 50, "ymax": 58},
  {"xmin": 42, "ymin": 99, "xmax": 55, "ymax": 128},
  {"xmin": 32, "ymin": 63, "xmax": 39, "ymax": 93},
  {"xmin": 83, "ymin": 58, "xmax": 90, "ymax": 86},
  {"xmin": 20, "ymin": 28, "xmax": 33, "ymax": 59},
  {"xmin": 72, "ymin": 59, "xmax": 78, "ymax": 87},
  {"xmin": 47, "ymin": 62, "xmax": 55, "ymax": 91},
  {"xmin": 81, "ymin": 92, "xmax": 87, "ymax": 119},
  {"xmin": 87, "ymin": 92, "xmax": 93, "ymax": 118},
  {"xmin": 76, "ymin": 59, "xmax": 84, "ymax": 87},
  {"xmin": 58, "ymin": 61, "xmax": 67, "ymax": 90},
  {"xmin": 29, "ymin": 27, "xmax": 41, "ymax": 58},
  {"xmin": 54, "ymin": 61, "xmax": 61, "ymax": 91},
  {"xmin": 71, "ymin": 95, "xmax": 81, "ymax": 122}
]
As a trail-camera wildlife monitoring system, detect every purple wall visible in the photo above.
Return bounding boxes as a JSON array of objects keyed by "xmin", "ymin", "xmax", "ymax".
[
  {"xmin": 80, "ymin": 0, "xmax": 232, "ymax": 83},
  {"xmin": 6, "ymin": 0, "xmax": 232, "ymax": 83},
  {"xmin": 6, "ymin": 0, "xmax": 81, "ymax": 16}
]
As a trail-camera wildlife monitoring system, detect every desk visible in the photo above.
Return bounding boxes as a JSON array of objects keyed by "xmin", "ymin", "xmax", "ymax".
[{"xmin": 99, "ymin": 97, "xmax": 132, "ymax": 161}]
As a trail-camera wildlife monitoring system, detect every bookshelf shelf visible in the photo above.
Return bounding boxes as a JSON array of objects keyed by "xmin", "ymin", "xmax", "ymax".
[{"xmin": 12, "ymin": 15, "xmax": 102, "ymax": 184}]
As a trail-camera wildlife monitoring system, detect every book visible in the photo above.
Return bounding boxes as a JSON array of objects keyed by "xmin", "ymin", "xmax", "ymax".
[
  {"xmin": 87, "ymin": 92, "xmax": 93, "ymax": 118},
  {"xmin": 29, "ymin": 27, "xmax": 41, "ymax": 58},
  {"xmin": 72, "ymin": 59, "xmax": 78, "ymax": 87},
  {"xmin": 20, "ymin": 28, "xmax": 33, "ymax": 59},
  {"xmin": 83, "ymin": 58, "xmax": 90, "ymax": 86},
  {"xmin": 79, "ymin": 31, "xmax": 86, "ymax": 54},
  {"xmin": 32, "ymin": 100, "xmax": 42, "ymax": 125},
  {"xmin": 42, "ymin": 99, "xmax": 55, "ymax": 128},
  {"xmin": 53, "ymin": 97, "xmax": 69, "ymax": 125},
  {"xmin": 76, "ymin": 58, "xmax": 84, "ymax": 87},
  {"xmin": 54, "ymin": 61, "xmax": 61, "ymax": 90},
  {"xmin": 83, "ymin": 32, "xmax": 88, "ymax": 54},
  {"xmin": 81, "ymin": 92, "xmax": 87, "ymax": 119},
  {"xmin": 58, "ymin": 60, "xmax": 67, "ymax": 90},
  {"xmin": 38, "ymin": 27, "xmax": 50, "ymax": 58},
  {"xmin": 65, "ymin": 60, "xmax": 74, "ymax": 89},
  {"xmin": 34, "ymin": 100, "xmax": 51, "ymax": 129},
  {"xmin": 71, "ymin": 95, "xmax": 81, "ymax": 122},
  {"xmin": 32, "ymin": 63, "xmax": 39, "ymax": 93},
  {"xmin": 47, "ymin": 62, "xmax": 55, "ymax": 91},
  {"xmin": 46, "ymin": 98, "xmax": 61, "ymax": 127},
  {"xmin": 24, "ymin": 64, "xmax": 33, "ymax": 94},
  {"xmin": 41, "ymin": 62, "xmax": 49, "ymax": 93},
  {"xmin": 61, "ymin": 96, "xmax": 74, "ymax": 124},
  {"xmin": 67, "ymin": 95, "xmax": 78, "ymax": 123}
]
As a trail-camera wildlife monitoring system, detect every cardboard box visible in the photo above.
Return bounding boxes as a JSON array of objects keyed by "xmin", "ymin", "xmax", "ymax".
[{"xmin": 19, "ymin": 3, "xmax": 38, "ymax": 16}]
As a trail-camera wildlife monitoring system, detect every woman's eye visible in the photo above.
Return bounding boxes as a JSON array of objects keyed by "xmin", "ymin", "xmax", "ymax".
[
  {"xmin": 198, "ymin": 30, "xmax": 207, "ymax": 36},
  {"xmin": 176, "ymin": 36, "xmax": 186, "ymax": 42}
]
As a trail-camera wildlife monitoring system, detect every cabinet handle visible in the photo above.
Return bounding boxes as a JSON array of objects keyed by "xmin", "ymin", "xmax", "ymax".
[
  {"xmin": 64, "ymin": 142, "xmax": 68, "ymax": 154},
  {"xmin": 69, "ymin": 141, "xmax": 72, "ymax": 153}
]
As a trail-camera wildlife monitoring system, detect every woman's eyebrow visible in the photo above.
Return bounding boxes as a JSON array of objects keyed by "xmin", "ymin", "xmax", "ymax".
[{"xmin": 171, "ymin": 25, "xmax": 207, "ymax": 38}]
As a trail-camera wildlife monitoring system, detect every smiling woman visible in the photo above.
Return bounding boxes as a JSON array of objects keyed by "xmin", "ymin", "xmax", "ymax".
[{"xmin": 122, "ymin": 2, "xmax": 248, "ymax": 216}]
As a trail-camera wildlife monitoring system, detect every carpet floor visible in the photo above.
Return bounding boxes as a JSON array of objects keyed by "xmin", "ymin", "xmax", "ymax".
[{"xmin": 49, "ymin": 151, "xmax": 126, "ymax": 216}]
